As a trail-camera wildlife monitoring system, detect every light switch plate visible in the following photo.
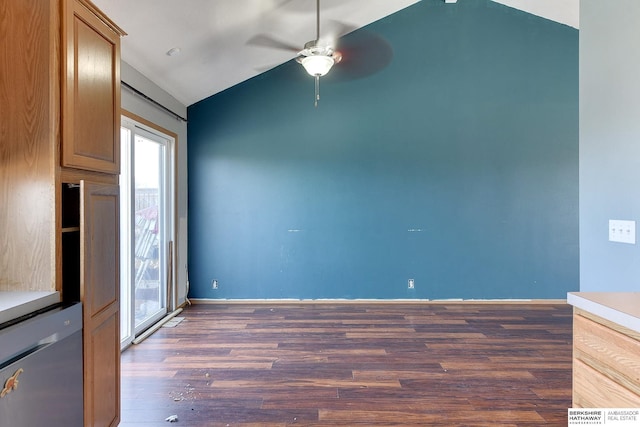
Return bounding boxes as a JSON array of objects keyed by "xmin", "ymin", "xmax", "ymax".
[{"xmin": 609, "ymin": 220, "xmax": 636, "ymax": 244}]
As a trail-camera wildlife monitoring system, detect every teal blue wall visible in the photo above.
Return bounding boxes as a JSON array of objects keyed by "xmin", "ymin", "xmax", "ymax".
[{"xmin": 187, "ymin": 0, "xmax": 579, "ymax": 300}]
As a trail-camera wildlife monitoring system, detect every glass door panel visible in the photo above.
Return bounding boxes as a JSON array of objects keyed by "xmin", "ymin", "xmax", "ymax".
[{"xmin": 133, "ymin": 134, "xmax": 166, "ymax": 330}]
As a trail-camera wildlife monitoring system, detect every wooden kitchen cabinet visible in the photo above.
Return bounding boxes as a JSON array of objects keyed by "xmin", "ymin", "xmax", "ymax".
[
  {"xmin": 63, "ymin": 2, "xmax": 124, "ymax": 424},
  {"xmin": 573, "ymin": 309, "xmax": 640, "ymax": 408},
  {"xmin": 81, "ymin": 181, "xmax": 121, "ymax": 426},
  {"xmin": 0, "ymin": 0, "xmax": 58, "ymax": 293},
  {"xmin": 568, "ymin": 293, "xmax": 640, "ymax": 409},
  {"xmin": 62, "ymin": 180, "xmax": 121, "ymax": 426},
  {"xmin": 62, "ymin": 0, "xmax": 122, "ymax": 174},
  {"xmin": 1, "ymin": 0, "xmax": 124, "ymax": 425}
]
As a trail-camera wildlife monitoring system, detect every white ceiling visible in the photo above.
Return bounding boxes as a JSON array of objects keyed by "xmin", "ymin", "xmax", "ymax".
[
  {"xmin": 91, "ymin": 0, "xmax": 578, "ymax": 107},
  {"xmin": 493, "ymin": 0, "xmax": 579, "ymax": 29}
]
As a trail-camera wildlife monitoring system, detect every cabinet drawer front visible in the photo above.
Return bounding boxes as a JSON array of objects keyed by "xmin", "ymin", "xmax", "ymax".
[
  {"xmin": 573, "ymin": 358, "xmax": 640, "ymax": 408},
  {"xmin": 573, "ymin": 313, "xmax": 640, "ymax": 401}
]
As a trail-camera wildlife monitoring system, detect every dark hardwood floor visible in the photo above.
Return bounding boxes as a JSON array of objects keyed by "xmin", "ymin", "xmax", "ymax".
[{"xmin": 120, "ymin": 303, "xmax": 573, "ymax": 426}]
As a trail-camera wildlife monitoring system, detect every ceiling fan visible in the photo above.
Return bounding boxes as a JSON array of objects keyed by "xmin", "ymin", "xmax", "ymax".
[
  {"xmin": 295, "ymin": 0, "xmax": 343, "ymax": 106},
  {"xmin": 249, "ymin": 0, "xmax": 354, "ymax": 107}
]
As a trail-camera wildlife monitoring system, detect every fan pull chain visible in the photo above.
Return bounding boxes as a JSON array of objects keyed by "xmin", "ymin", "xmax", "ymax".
[{"xmin": 315, "ymin": 75, "xmax": 320, "ymax": 107}]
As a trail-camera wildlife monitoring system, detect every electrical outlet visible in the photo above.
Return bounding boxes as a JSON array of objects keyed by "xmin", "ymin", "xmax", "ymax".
[
  {"xmin": 212, "ymin": 279, "xmax": 218, "ymax": 290},
  {"xmin": 408, "ymin": 279, "xmax": 415, "ymax": 289}
]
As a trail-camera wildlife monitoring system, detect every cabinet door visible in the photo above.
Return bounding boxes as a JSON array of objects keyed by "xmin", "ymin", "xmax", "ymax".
[
  {"xmin": 63, "ymin": 0, "xmax": 122, "ymax": 174},
  {"xmin": 80, "ymin": 181, "xmax": 120, "ymax": 426}
]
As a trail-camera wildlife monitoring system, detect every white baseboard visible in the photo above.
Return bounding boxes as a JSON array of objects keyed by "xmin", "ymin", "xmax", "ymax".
[{"xmin": 188, "ymin": 298, "xmax": 568, "ymax": 305}]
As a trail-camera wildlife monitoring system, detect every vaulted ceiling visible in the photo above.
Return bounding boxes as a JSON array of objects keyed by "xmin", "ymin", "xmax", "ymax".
[{"xmin": 91, "ymin": 0, "xmax": 578, "ymax": 106}]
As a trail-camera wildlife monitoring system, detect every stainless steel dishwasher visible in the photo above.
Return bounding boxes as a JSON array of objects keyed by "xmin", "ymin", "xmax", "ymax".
[{"xmin": 0, "ymin": 302, "xmax": 83, "ymax": 426}]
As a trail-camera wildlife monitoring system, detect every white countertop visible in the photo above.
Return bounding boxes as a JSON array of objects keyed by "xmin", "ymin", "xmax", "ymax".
[
  {"xmin": 0, "ymin": 291, "xmax": 61, "ymax": 324},
  {"xmin": 567, "ymin": 292, "xmax": 640, "ymax": 333}
]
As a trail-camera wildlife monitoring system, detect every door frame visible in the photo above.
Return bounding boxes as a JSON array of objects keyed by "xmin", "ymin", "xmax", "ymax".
[{"xmin": 120, "ymin": 110, "xmax": 177, "ymax": 348}]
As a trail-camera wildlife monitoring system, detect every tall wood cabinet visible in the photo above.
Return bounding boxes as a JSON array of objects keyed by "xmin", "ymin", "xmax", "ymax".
[{"xmin": 0, "ymin": 0, "xmax": 125, "ymax": 425}]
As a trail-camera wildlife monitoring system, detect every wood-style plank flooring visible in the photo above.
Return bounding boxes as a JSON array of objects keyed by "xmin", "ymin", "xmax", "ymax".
[{"xmin": 120, "ymin": 303, "xmax": 573, "ymax": 426}]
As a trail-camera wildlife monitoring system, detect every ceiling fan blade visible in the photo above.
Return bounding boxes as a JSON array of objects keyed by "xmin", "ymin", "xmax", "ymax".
[
  {"xmin": 275, "ymin": 0, "xmax": 340, "ymax": 14},
  {"xmin": 319, "ymin": 19, "xmax": 358, "ymax": 46},
  {"xmin": 328, "ymin": 20, "xmax": 359, "ymax": 38},
  {"xmin": 247, "ymin": 34, "xmax": 301, "ymax": 53},
  {"xmin": 275, "ymin": 0, "xmax": 296, "ymax": 7},
  {"xmin": 329, "ymin": 29, "xmax": 394, "ymax": 81},
  {"xmin": 254, "ymin": 63, "xmax": 279, "ymax": 73}
]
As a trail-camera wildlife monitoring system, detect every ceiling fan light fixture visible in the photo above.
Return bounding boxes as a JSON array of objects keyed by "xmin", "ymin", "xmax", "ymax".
[{"xmin": 300, "ymin": 54, "xmax": 335, "ymax": 77}]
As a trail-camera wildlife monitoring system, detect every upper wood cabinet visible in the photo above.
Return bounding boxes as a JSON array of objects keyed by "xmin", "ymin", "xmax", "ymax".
[{"xmin": 62, "ymin": 0, "xmax": 125, "ymax": 174}]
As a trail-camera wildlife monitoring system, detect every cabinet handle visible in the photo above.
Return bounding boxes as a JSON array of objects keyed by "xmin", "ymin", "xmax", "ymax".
[{"xmin": 1, "ymin": 368, "xmax": 24, "ymax": 398}]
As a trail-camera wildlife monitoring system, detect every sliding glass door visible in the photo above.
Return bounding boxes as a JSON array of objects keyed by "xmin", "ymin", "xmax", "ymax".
[{"xmin": 120, "ymin": 116, "xmax": 175, "ymax": 346}]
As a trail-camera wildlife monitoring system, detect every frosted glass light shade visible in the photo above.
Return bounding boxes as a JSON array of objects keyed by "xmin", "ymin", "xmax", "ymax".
[{"xmin": 301, "ymin": 55, "xmax": 335, "ymax": 77}]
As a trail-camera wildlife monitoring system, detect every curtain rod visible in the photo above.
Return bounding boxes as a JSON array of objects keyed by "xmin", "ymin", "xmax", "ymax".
[{"xmin": 121, "ymin": 80, "xmax": 187, "ymax": 123}]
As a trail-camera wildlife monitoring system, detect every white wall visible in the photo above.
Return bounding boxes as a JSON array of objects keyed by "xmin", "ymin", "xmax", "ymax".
[
  {"xmin": 120, "ymin": 61, "xmax": 189, "ymax": 306},
  {"xmin": 579, "ymin": 0, "xmax": 640, "ymax": 291}
]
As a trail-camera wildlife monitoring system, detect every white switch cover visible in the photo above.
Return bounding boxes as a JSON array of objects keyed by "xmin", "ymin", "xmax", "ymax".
[{"xmin": 609, "ymin": 220, "xmax": 636, "ymax": 244}]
